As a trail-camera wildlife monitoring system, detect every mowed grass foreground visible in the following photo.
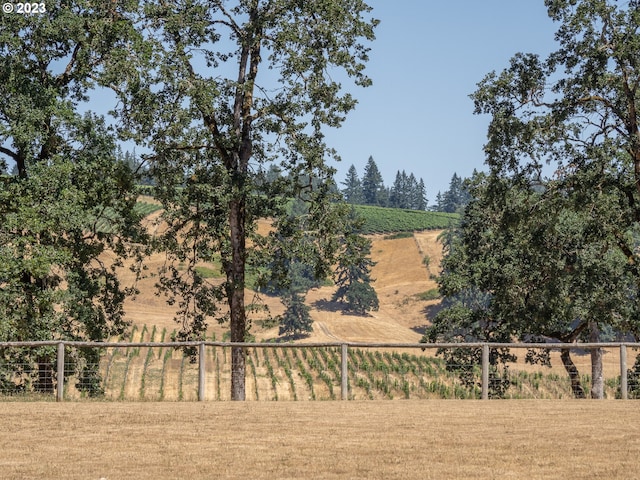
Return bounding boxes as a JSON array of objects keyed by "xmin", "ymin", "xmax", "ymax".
[{"xmin": 0, "ymin": 401, "xmax": 638, "ymax": 479}]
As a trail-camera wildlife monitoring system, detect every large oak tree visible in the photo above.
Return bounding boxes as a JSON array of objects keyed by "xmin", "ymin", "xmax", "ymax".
[
  {"xmin": 115, "ymin": 0, "xmax": 378, "ymax": 400},
  {"xmin": 0, "ymin": 2, "xmax": 145, "ymax": 394},
  {"xmin": 426, "ymin": 0, "xmax": 640, "ymax": 398}
]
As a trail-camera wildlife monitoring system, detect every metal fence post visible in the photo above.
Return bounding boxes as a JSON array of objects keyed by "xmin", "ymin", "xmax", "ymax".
[
  {"xmin": 341, "ymin": 344, "xmax": 348, "ymax": 400},
  {"xmin": 620, "ymin": 344, "xmax": 628, "ymax": 400},
  {"xmin": 481, "ymin": 344, "xmax": 489, "ymax": 400},
  {"xmin": 198, "ymin": 342, "xmax": 206, "ymax": 401},
  {"xmin": 56, "ymin": 342, "xmax": 64, "ymax": 402}
]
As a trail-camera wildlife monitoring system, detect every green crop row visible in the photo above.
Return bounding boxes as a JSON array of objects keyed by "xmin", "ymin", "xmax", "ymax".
[
  {"xmin": 352, "ymin": 205, "xmax": 458, "ymax": 234},
  {"xmin": 91, "ymin": 337, "xmax": 488, "ymax": 400},
  {"xmin": 20, "ymin": 324, "xmax": 621, "ymax": 401},
  {"xmin": 8, "ymin": 334, "xmax": 623, "ymax": 401}
]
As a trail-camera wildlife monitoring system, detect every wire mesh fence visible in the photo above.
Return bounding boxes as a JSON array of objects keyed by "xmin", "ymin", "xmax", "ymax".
[{"xmin": 0, "ymin": 339, "xmax": 638, "ymax": 401}]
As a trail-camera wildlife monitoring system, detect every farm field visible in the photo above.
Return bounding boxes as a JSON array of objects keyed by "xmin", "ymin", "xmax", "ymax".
[
  {"xmin": 75, "ymin": 327, "xmax": 624, "ymax": 401},
  {"xmin": 2, "ymin": 207, "xmax": 637, "ymax": 401},
  {"xmin": 1, "ymin": 401, "xmax": 639, "ymax": 479},
  {"xmin": 351, "ymin": 204, "xmax": 458, "ymax": 233},
  {"xmin": 5, "ymin": 210, "xmax": 630, "ymax": 401},
  {"xmin": 118, "ymin": 216, "xmax": 445, "ymax": 346}
]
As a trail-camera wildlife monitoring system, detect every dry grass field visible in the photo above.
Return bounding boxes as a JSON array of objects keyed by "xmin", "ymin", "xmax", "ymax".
[
  {"xmin": 96, "ymin": 226, "xmax": 628, "ymax": 402},
  {"xmin": 1, "ymin": 401, "xmax": 639, "ymax": 479}
]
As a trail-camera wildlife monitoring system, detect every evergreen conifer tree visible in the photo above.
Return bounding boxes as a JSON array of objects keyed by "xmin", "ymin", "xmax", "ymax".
[
  {"xmin": 341, "ymin": 164, "xmax": 363, "ymax": 204},
  {"xmin": 279, "ymin": 291, "xmax": 313, "ymax": 338},
  {"xmin": 414, "ymin": 178, "xmax": 428, "ymax": 210},
  {"xmin": 362, "ymin": 156, "xmax": 385, "ymax": 206},
  {"xmin": 332, "ymin": 213, "xmax": 379, "ymax": 314}
]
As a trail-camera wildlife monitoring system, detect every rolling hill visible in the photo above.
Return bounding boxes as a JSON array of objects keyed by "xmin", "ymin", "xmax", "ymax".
[{"xmin": 119, "ymin": 202, "xmax": 446, "ymax": 344}]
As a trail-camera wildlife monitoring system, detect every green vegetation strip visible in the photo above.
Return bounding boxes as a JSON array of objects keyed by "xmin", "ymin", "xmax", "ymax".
[
  {"xmin": 93, "ymin": 201, "xmax": 162, "ymax": 234},
  {"xmin": 352, "ymin": 205, "xmax": 458, "ymax": 234}
]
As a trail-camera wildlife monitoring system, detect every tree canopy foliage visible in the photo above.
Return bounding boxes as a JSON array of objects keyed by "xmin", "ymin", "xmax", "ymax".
[
  {"xmin": 431, "ymin": 173, "xmax": 471, "ymax": 213},
  {"xmin": 389, "ymin": 170, "xmax": 427, "ymax": 210},
  {"xmin": 0, "ymin": 3, "xmax": 146, "ymax": 394},
  {"xmin": 425, "ymin": 0, "xmax": 640, "ymax": 399}
]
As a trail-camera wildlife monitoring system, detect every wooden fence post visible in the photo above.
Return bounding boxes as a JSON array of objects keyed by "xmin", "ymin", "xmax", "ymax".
[
  {"xmin": 56, "ymin": 342, "xmax": 64, "ymax": 402},
  {"xmin": 198, "ymin": 342, "xmax": 206, "ymax": 401},
  {"xmin": 481, "ymin": 344, "xmax": 489, "ymax": 400},
  {"xmin": 620, "ymin": 344, "xmax": 628, "ymax": 400},
  {"xmin": 341, "ymin": 344, "xmax": 348, "ymax": 400}
]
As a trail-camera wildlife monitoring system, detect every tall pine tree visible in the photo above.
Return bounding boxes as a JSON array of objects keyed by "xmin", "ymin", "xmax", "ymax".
[
  {"xmin": 332, "ymin": 211, "xmax": 379, "ymax": 314},
  {"xmin": 414, "ymin": 178, "xmax": 428, "ymax": 210},
  {"xmin": 362, "ymin": 156, "xmax": 385, "ymax": 206},
  {"xmin": 389, "ymin": 170, "xmax": 408, "ymax": 208},
  {"xmin": 437, "ymin": 173, "xmax": 471, "ymax": 213},
  {"xmin": 341, "ymin": 164, "xmax": 363, "ymax": 204}
]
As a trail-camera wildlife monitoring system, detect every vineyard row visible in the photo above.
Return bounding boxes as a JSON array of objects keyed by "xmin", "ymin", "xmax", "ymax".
[{"xmin": 1, "ymin": 325, "xmax": 637, "ymax": 401}]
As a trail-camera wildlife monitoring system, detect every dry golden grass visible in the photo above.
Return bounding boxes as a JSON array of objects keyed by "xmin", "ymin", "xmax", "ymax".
[
  {"xmin": 118, "ymin": 227, "xmax": 446, "ymax": 344},
  {"xmin": 1, "ymin": 401, "xmax": 639, "ymax": 479}
]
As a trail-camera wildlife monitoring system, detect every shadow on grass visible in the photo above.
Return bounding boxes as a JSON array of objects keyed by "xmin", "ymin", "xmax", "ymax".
[
  {"xmin": 312, "ymin": 298, "xmax": 343, "ymax": 312},
  {"xmin": 312, "ymin": 298, "xmax": 374, "ymax": 317},
  {"xmin": 411, "ymin": 303, "xmax": 445, "ymax": 337}
]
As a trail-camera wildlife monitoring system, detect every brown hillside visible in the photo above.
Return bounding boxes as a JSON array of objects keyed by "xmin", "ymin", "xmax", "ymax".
[{"xmin": 119, "ymin": 215, "xmax": 445, "ymax": 343}]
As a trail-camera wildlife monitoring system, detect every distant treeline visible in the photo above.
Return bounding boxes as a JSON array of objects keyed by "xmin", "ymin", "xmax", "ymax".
[
  {"xmin": 123, "ymin": 150, "xmax": 471, "ymax": 215},
  {"xmin": 340, "ymin": 156, "xmax": 471, "ymax": 213}
]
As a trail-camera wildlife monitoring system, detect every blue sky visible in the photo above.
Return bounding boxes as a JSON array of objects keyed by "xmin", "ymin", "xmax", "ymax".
[{"xmin": 326, "ymin": 1, "xmax": 560, "ymax": 202}]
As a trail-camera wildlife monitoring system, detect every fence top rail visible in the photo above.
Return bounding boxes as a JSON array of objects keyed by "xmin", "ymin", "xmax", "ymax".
[{"xmin": 1, "ymin": 340, "xmax": 640, "ymax": 349}]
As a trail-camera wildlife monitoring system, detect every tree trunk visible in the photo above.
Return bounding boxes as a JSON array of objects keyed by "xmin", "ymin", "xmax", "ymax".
[
  {"xmin": 590, "ymin": 322, "xmax": 604, "ymax": 399},
  {"xmin": 560, "ymin": 349, "xmax": 586, "ymax": 399},
  {"xmin": 228, "ymin": 198, "xmax": 246, "ymax": 401}
]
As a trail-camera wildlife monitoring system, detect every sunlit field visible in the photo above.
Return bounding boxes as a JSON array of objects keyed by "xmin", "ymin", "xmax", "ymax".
[{"xmin": 1, "ymin": 401, "xmax": 638, "ymax": 479}]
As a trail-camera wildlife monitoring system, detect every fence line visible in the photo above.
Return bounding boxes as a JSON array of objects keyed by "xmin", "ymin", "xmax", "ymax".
[{"xmin": 0, "ymin": 341, "xmax": 638, "ymax": 401}]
